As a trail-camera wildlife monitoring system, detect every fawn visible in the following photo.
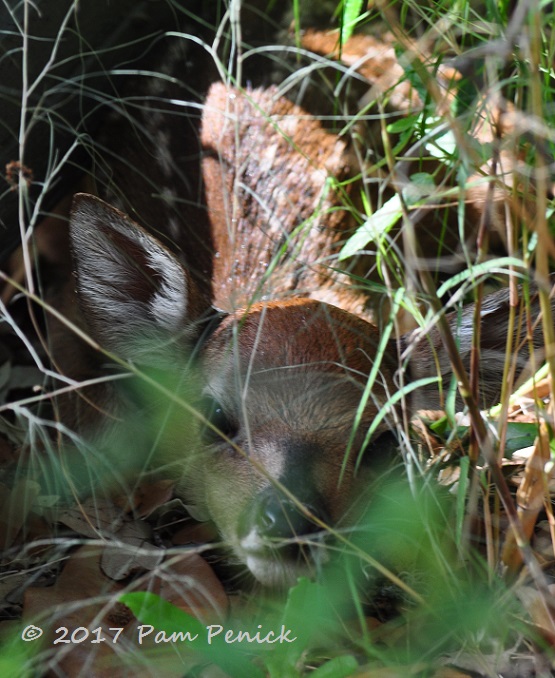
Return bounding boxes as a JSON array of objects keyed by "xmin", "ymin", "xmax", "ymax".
[
  {"xmin": 69, "ymin": 193, "xmax": 400, "ymax": 586},
  {"xmin": 63, "ymin": 79, "xmax": 402, "ymax": 587},
  {"xmin": 59, "ymin": 54, "xmax": 548, "ymax": 588}
]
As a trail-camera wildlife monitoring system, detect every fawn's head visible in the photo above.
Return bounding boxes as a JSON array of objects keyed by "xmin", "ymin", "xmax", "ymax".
[{"xmin": 69, "ymin": 194, "xmax": 400, "ymax": 587}]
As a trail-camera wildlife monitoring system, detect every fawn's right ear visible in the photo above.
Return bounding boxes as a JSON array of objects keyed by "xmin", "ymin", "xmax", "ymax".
[{"xmin": 69, "ymin": 193, "xmax": 208, "ymax": 366}]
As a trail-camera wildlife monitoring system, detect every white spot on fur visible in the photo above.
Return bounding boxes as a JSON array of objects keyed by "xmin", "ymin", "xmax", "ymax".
[
  {"xmin": 160, "ymin": 187, "xmax": 178, "ymax": 206},
  {"xmin": 259, "ymin": 143, "xmax": 278, "ymax": 173},
  {"xmin": 155, "ymin": 130, "xmax": 173, "ymax": 177},
  {"xmin": 277, "ymin": 116, "xmax": 299, "ymax": 137},
  {"xmin": 166, "ymin": 216, "xmax": 180, "ymax": 239}
]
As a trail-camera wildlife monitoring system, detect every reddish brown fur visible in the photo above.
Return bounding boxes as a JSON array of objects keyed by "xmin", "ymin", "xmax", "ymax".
[
  {"xmin": 204, "ymin": 299, "xmax": 393, "ymax": 376},
  {"xmin": 201, "ymin": 84, "xmax": 373, "ymax": 318}
]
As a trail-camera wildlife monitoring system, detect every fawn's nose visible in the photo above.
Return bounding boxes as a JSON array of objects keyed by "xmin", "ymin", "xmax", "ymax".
[{"xmin": 239, "ymin": 485, "xmax": 328, "ymax": 544}]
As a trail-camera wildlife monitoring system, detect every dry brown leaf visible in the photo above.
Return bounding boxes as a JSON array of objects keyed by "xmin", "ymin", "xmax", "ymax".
[
  {"xmin": 0, "ymin": 435, "xmax": 16, "ymax": 465},
  {"xmin": 56, "ymin": 497, "xmax": 123, "ymax": 538},
  {"xmin": 299, "ymin": 30, "xmax": 421, "ymax": 112},
  {"xmin": 0, "ymin": 479, "xmax": 41, "ymax": 549},
  {"xmin": 117, "ymin": 479, "xmax": 176, "ymax": 518},
  {"xmin": 22, "ymin": 543, "xmax": 228, "ymax": 676},
  {"xmin": 517, "ymin": 585, "xmax": 555, "ymax": 647},
  {"xmin": 138, "ymin": 551, "xmax": 228, "ymax": 620},
  {"xmin": 502, "ymin": 423, "xmax": 551, "ymax": 572},
  {"xmin": 100, "ymin": 520, "xmax": 163, "ymax": 581},
  {"xmin": 171, "ymin": 520, "xmax": 218, "ymax": 546},
  {"xmin": 23, "ymin": 544, "xmax": 135, "ymax": 677}
]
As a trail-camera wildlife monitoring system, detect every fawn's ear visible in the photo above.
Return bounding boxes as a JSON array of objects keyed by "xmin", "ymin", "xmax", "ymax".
[{"xmin": 69, "ymin": 193, "xmax": 207, "ymax": 366}]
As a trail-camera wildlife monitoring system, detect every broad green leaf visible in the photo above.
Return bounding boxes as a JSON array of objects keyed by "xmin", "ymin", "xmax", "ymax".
[
  {"xmin": 339, "ymin": 194, "xmax": 402, "ymax": 260},
  {"xmin": 502, "ymin": 422, "xmax": 540, "ymax": 458},
  {"xmin": 119, "ymin": 591, "xmax": 264, "ymax": 678},
  {"xmin": 310, "ymin": 654, "xmax": 359, "ymax": 678},
  {"xmin": 340, "ymin": 0, "xmax": 365, "ymax": 43},
  {"xmin": 402, "ymin": 172, "xmax": 436, "ymax": 205},
  {"xmin": 386, "ymin": 113, "xmax": 421, "ymax": 133}
]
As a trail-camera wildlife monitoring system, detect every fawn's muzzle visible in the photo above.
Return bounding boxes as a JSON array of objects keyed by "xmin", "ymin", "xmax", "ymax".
[{"xmin": 239, "ymin": 485, "xmax": 328, "ymax": 545}]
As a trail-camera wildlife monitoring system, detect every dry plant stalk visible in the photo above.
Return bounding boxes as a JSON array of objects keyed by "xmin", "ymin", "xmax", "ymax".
[{"xmin": 502, "ymin": 421, "xmax": 551, "ymax": 573}]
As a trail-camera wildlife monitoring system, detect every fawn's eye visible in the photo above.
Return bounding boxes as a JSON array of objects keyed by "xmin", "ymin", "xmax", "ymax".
[
  {"xmin": 359, "ymin": 431, "xmax": 399, "ymax": 468},
  {"xmin": 198, "ymin": 396, "xmax": 238, "ymax": 443}
]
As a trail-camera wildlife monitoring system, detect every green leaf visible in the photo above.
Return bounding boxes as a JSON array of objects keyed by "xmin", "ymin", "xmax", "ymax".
[
  {"xmin": 429, "ymin": 414, "xmax": 450, "ymax": 436},
  {"xmin": 339, "ymin": 194, "xmax": 402, "ymax": 260},
  {"xmin": 429, "ymin": 421, "xmax": 538, "ymax": 461},
  {"xmin": 340, "ymin": 0, "xmax": 365, "ymax": 43},
  {"xmin": 310, "ymin": 654, "xmax": 359, "ymax": 678},
  {"xmin": 261, "ymin": 578, "xmax": 342, "ymax": 677},
  {"xmin": 119, "ymin": 591, "xmax": 265, "ymax": 678},
  {"xmin": 395, "ymin": 46, "xmax": 428, "ymax": 103},
  {"xmin": 435, "ymin": 257, "xmax": 530, "ymax": 296},
  {"xmin": 0, "ymin": 625, "xmax": 40, "ymax": 678},
  {"xmin": 502, "ymin": 422, "xmax": 539, "ymax": 458},
  {"xmin": 456, "ymin": 455, "xmax": 470, "ymax": 545},
  {"xmin": 386, "ymin": 113, "xmax": 421, "ymax": 133},
  {"xmin": 402, "ymin": 172, "xmax": 436, "ymax": 206},
  {"xmin": 426, "ymin": 127, "xmax": 458, "ymax": 161},
  {"xmin": 453, "ymin": 70, "xmax": 482, "ymax": 117},
  {"xmin": 281, "ymin": 577, "xmax": 339, "ymax": 650}
]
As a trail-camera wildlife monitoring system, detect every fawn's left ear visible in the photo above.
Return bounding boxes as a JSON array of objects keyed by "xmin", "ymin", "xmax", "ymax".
[{"xmin": 69, "ymin": 193, "xmax": 208, "ymax": 366}]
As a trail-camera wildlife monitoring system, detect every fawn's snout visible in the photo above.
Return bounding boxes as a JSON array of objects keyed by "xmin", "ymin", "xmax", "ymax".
[{"xmin": 237, "ymin": 483, "xmax": 329, "ymax": 588}]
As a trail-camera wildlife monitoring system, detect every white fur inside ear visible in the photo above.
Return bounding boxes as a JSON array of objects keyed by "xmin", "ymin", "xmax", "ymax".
[{"xmin": 70, "ymin": 195, "xmax": 192, "ymax": 362}]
